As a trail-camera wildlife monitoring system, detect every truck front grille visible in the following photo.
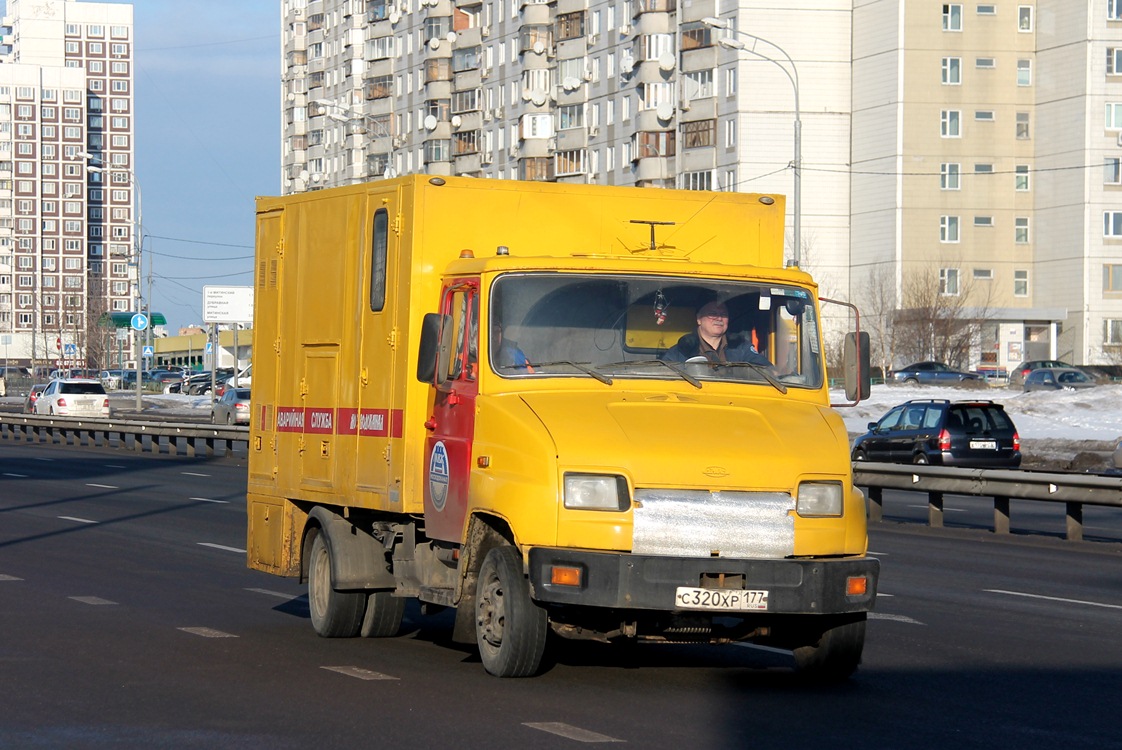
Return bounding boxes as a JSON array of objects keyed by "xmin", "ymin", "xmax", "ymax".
[{"xmin": 632, "ymin": 489, "xmax": 794, "ymax": 559}]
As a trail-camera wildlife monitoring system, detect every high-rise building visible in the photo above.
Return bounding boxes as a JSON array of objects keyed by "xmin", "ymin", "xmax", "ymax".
[{"xmin": 0, "ymin": 0, "xmax": 135, "ymax": 370}]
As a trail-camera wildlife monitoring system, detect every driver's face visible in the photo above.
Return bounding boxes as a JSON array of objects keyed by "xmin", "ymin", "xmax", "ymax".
[{"xmin": 697, "ymin": 309, "xmax": 729, "ymax": 339}]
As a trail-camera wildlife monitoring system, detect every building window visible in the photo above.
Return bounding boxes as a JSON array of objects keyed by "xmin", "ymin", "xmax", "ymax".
[
  {"xmin": 681, "ymin": 170, "xmax": 714, "ymax": 191},
  {"xmin": 977, "ymin": 4, "xmax": 996, "ymax": 14},
  {"xmin": 1105, "ymin": 264, "xmax": 1122, "ymax": 292},
  {"xmin": 941, "ymin": 163, "xmax": 961, "ymax": 189},
  {"xmin": 974, "ymin": 216, "xmax": 993, "ymax": 227},
  {"xmin": 975, "ymin": 110, "xmax": 994, "ymax": 121},
  {"xmin": 940, "ymin": 215, "xmax": 960, "ymax": 242},
  {"xmin": 1015, "ymin": 164, "xmax": 1030, "ymax": 191},
  {"xmin": 1014, "ymin": 269, "xmax": 1029, "ymax": 296},
  {"xmin": 682, "ymin": 119, "xmax": 716, "ymax": 148},
  {"xmin": 554, "ymin": 149, "xmax": 586, "ymax": 176},
  {"xmin": 557, "ymin": 104, "xmax": 584, "ymax": 130},
  {"xmin": 1112, "ymin": 0, "xmax": 1122, "ymax": 21},
  {"xmin": 1017, "ymin": 59, "xmax": 1032, "ymax": 86},
  {"xmin": 1105, "ymin": 211, "xmax": 1122, "ymax": 237},
  {"xmin": 1111, "ymin": 49, "xmax": 1122, "ymax": 75},
  {"xmin": 683, "ymin": 69, "xmax": 714, "ymax": 99},
  {"xmin": 941, "ymin": 110, "xmax": 961, "ymax": 137},
  {"xmin": 1018, "ymin": 6, "xmax": 1033, "ymax": 31},
  {"xmin": 943, "ymin": 4, "xmax": 963, "ymax": 31},
  {"xmin": 1106, "ymin": 158, "xmax": 1122, "ymax": 184},
  {"xmin": 1016, "ymin": 112, "xmax": 1030, "ymax": 138},
  {"xmin": 680, "ymin": 22, "xmax": 713, "ymax": 50},
  {"xmin": 724, "ymin": 119, "xmax": 736, "ymax": 148},
  {"xmin": 556, "ymin": 11, "xmax": 585, "ymax": 41},
  {"xmin": 973, "ymin": 268, "xmax": 994, "ymax": 280},
  {"xmin": 939, "ymin": 268, "xmax": 960, "ymax": 296},
  {"xmin": 451, "ymin": 46, "xmax": 481, "ymax": 72},
  {"xmin": 976, "ymin": 57, "xmax": 996, "ymax": 69},
  {"xmin": 942, "ymin": 57, "xmax": 961, "ymax": 84},
  {"xmin": 1015, "ymin": 217, "xmax": 1030, "ymax": 243}
]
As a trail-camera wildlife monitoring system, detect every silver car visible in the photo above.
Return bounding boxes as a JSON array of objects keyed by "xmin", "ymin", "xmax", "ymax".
[
  {"xmin": 34, "ymin": 378, "xmax": 110, "ymax": 417},
  {"xmin": 212, "ymin": 387, "xmax": 251, "ymax": 425},
  {"xmin": 1022, "ymin": 367, "xmax": 1097, "ymax": 392}
]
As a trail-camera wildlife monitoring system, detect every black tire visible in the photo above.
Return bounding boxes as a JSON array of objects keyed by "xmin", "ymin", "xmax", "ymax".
[
  {"xmin": 912, "ymin": 453, "xmax": 929, "ymax": 465},
  {"xmin": 226, "ymin": 413, "xmax": 234, "ymax": 426},
  {"xmin": 904, "ymin": 377, "xmax": 919, "ymax": 385},
  {"xmin": 360, "ymin": 590, "xmax": 405, "ymax": 638},
  {"xmin": 210, "ymin": 412, "xmax": 217, "ymax": 425},
  {"xmin": 792, "ymin": 614, "xmax": 867, "ymax": 683},
  {"xmin": 475, "ymin": 545, "xmax": 548, "ymax": 677},
  {"xmin": 307, "ymin": 530, "xmax": 365, "ymax": 638}
]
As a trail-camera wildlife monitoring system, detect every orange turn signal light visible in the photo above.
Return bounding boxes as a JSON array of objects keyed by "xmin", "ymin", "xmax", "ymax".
[
  {"xmin": 846, "ymin": 576, "xmax": 868, "ymax": 597},
  {"xmin": 550, "ymin": 566, "xmax": 582, "ymax": 587}
]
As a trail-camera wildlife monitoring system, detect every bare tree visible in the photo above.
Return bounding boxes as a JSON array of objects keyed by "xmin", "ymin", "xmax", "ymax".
[
  {"xmin": 892, "ymin": 268, "xmax": 996, "ymax": 369},
  {"xmin": 855, "ymin": 264, "xmax": 898, "ymax": 378}
]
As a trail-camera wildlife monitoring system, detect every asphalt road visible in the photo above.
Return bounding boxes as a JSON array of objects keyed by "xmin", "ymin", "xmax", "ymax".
[{"xmin": 2, "ymin": 441, "xmax": 1121, "ymax": 749}]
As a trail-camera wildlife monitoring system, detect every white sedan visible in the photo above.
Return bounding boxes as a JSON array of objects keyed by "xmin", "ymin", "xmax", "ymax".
[{"xmin": 34, "ymin": 378, "xmax": 111, "ymax": 417}]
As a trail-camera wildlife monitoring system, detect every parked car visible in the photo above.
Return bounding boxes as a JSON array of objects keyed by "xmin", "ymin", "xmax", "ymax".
[
  {"xmin": 33, "ymin": 378, "xmax": 110, "ymax": 418},
  {"xmin": 1009, "ymin": 359, "xmax": 1075, "ymax": 387},
  {"xmin": 212, "ymin": 387, "xmax": 251, "ymax": 425},
  {"xmin": 852, "ymin": 399, "xmax": 1021, "ymax": 468},
  {"xmin": 1023, "ymin": 367, "xmax": 1097, "ymax": 392},
  {"xmin": 23, "ymin": 383, "xmax": 47, "ymax": 413},
  {"xmin": 99, "ymin": 369, "xmax": 125, "ymax": 390},
  {"xmin": 891, "ymin": 361, "xmax": 981, "ymax": 385}
]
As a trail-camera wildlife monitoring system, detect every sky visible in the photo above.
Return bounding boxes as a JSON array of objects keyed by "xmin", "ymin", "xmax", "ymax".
[{"xmin": 3, "ymin": 0, "xmax": 281, "ymax": 332}]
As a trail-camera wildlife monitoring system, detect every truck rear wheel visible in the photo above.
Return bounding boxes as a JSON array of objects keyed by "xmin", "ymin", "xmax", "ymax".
[
  {"xmin": 360, "ymin": 591, "xmax": 405, "ymax": 638},
  {"xmin": 307, "ymin": 530, "xmax": 365, "ymax": 638},
  {"xmin": 475, "ymin": 545, "xmax": 548, "ymax": 677},
  {"xmin": 791, "ymin": 613, "xmax": 866, "ymax": 682}
]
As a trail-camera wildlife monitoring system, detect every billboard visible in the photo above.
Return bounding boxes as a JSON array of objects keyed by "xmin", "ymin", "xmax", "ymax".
[{"xmin": 203, "ymin": 285, "xmax": 254, "ymax": 324}]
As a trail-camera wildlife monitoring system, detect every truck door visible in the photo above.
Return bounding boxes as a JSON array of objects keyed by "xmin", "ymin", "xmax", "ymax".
[{"xmin": 423, "ymin": 280, "xmax": 479, "ymax": 543}]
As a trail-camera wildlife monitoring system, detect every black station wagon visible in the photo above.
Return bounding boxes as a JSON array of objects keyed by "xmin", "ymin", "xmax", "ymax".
[{"xmin": 852, "ymin": 399, "xmax": 1021, "ymax": 468}]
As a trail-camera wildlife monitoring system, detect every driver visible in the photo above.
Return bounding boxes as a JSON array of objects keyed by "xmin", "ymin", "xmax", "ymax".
[{"xmin": 661, "ymin": 300, "xmax": 771, "ymax": 366}]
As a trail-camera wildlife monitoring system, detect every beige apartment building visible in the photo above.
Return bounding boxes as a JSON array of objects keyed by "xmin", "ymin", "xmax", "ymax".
[
  {"xmin": 281, "ymin": 0, "xmax": 1122, "ymax": 369},
  {"xmin": 0, "ymin": 0, "xmax": 136, "ymax": 368}
]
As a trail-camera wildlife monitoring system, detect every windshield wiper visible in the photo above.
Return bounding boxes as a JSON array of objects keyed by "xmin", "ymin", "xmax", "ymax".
[
  {"xmin": 529, "ymin": 361, "xmax": 613, "ymax": 385},
  {"xmin": 721, "ymin": 360, "xmax": 788, "ymax": 394},
  {"xmin": 598, "ymin": 359, "xmax": 703, "ymax": 389}
]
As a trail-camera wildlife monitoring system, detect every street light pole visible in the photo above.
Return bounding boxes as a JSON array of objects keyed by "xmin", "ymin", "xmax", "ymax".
[{"xmin": 702, "ymin": 18, "xmax": 801, "ymax": 267}]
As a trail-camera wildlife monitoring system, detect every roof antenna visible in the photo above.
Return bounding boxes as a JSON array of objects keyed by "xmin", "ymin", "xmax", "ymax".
[{"xmin": 630, "ymin": 219, "xmax": 676, "ymax": 251}]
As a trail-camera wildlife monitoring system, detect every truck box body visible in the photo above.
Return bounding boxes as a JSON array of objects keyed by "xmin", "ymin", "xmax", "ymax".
[{"xmin": 247, "ymin": 175, "xmax": 877, "ymax": 678}]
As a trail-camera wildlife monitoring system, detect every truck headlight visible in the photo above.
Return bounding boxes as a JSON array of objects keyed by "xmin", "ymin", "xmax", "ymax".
[
  {"xmin": 563, "ymin": 474, "xmax": 629, "ymax": 511},
  {"xmin": 796, "ymin": 482, "xmax": 843, "ymax": 517}
]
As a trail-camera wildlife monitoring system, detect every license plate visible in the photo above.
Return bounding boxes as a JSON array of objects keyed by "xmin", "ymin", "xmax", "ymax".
[
  {"xmin": 970, "ymin": 440, "xmax": 997, "ymax": 450},
  {"xmin": 674, "ymin": 587, "xmax": 768, "ymax": 611}
]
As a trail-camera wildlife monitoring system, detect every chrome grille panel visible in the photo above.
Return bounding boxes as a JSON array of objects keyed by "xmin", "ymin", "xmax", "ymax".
[{"xmin": 632, "ymin": 489, "xmax": 795, "ymax": 559}]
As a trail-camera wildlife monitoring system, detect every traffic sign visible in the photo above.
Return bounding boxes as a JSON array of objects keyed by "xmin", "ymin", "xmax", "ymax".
[
  {"xmin": 64, "ymin": 343, "xmax": 77, "ymax": 355},
  {"xmin": 56, "ymin": 337, "xmax": 62, "ymax": 351},
  {"xmin": 131, "ymin": 313, "xmax": 149, "ymax": 331},
  {"xmin": 142, "ymin": 345, "xmax": 154, "ymax": 359},
  {"xmin": 206, "ymin": 342, "xmax": 213, "ymax": 353}
]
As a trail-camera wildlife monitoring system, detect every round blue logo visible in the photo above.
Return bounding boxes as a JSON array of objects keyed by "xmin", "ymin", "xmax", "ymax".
[{"xmin": 428, "ymin": 441, "xmax": 449, "ymax": 512}]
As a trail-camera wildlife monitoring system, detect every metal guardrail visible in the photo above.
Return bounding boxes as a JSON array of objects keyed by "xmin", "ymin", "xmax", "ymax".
[
  {"xmin": 854, "ymin": 463, "xmax": 1122, "ymax": 542},
  {"xmin": 0, "ymin": 413, "xmax": 248, "ymax": 458}
]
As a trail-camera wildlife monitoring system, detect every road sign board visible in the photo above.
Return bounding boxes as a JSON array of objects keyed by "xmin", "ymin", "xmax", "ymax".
[
  {"xmin": 131, "ymin": 313, "xmax": 149, "ymax": 331},
  {"xmin": 206, "ymin": 342, "xmax": 213, "ymax": 353},
  {"xmin": 203, "ymin": 285, "xmax": 254, "ymax": 324},
  {"xmin": 64, "ymin": 343, "xmax": 77, "ymax": 355},
  {"xmin": 142, "ymin": 345, "xmax": 154, "ymax": 359}
]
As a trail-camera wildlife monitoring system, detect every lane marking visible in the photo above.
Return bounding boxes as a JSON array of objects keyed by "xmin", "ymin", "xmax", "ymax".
[
  {"xmin": 190, "ymin": 497, "xmax": 229, "ymax": 504},
  {"xmin": 246, "ymin": 587, "xmax": 300, "ymax": 599},
  {"xmin": 322, "ymin": 666, "xmax": 399, "ymax": 681},
  {"xmin": 70, "ymin": 596, "xmax": 117, "ymax": 606},
  {"xmin": 985, "ymin": 589, "xmax": 1122, "ymax": 611},
  {"xmin": 869, "ymin": 612, "xmax": 924, "ymax": 625},
  {"xmin": 33, "ymin": 458, "xmax": 53, "ymax": 462},
  {"xmin": 0, "ymin": 574, "xmax": 24, "ymax": 581},
  {"xmin": 59, "ymin": 516, "xmax": 97, "ymax": 524},
  {"xmin": 732, "ymin": 642, "xmax": 794, "ymax": 656},
  {"xmin": 906, "ymin": 505, "xmax": 966, "ymax": 513},
  {"xmin": 3, "ymin": 473, "xmax": 28, "ymax": 478},
  {"xmin": 877, "ymin": 592, "xmax": 895, "ymax": 597},
  {"xmin": 86, "ymin": 483, "xmax": 118, "ymax": 490},
  {"xmin": 104, "ymin": 465, "xmax": 126, "ymax": 469},
  {"xmin": 868, "ymin": 551, "xmax": 888, "ymax": 556},
  {"xmin": 179, "ymin": 627, "xmax": 238, "ymax": 638},
  {"xmin": 523, "ymin": 723, "xmax": 624, "ymax": 744},
  {"xmin": 181, "ymin": 472, "xmax": 211, "ymax": 477},
  {"xmin": 197, "ymin": 542, "xmax": 246, "ymax": 553}
]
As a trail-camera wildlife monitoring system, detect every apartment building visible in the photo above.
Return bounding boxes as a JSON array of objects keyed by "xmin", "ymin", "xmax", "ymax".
[
  {"xmin": 0, "ymin": 0, "xmax": 135, "ymax": 368},
  {"xmin": 853, "ymin": 0, "xmax": 1122, "ymax": 368},
  {"xmin": 280, "ymin": 0, "xmax": 854, "ymax": 293}
]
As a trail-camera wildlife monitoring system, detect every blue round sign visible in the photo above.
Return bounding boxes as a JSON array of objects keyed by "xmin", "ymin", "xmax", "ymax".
[{"xmin": 131, "ymin": 313, "xmax": 149, "ymax": 331}]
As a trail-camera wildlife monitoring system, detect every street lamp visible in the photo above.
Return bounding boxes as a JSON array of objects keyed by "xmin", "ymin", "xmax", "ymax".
[
  {"xmin": 702, "ymin": 17, "xmax": 801, "ymax": 268},
  {"xmin": 311, "ymin": 99, "xmax": 398, "ymax": 181},
  {"xmin": 83, "ymin": 152, "xmax": 145, "ymax": 411}
]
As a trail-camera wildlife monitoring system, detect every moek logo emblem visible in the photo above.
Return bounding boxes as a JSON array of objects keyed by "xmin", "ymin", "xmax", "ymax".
[
  {"xmin": 429, "ymin": 441, "xmax": 450, "ymax": 512},
  {"xmin": 703, "ymin": 466, "xmax": 730, "ymax": 479}
]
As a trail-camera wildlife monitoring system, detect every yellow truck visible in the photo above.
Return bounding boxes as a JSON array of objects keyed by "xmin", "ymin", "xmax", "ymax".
[{"xmin": 247, "ymin": 175, "xmax": 877, "ymax": 679}]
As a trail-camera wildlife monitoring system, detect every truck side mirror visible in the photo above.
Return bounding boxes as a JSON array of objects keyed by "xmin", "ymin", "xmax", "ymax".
[
  {"xmin": 843, "ymin": 331, "xmax": 871, "ymax": 402},
  {"xmin": 416, "ymin": 313, "xmax": 450, "ymax": 383}
]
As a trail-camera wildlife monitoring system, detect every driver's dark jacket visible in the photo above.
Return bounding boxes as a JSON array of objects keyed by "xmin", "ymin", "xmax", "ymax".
[{"xmin": 661, "ymin": 332, "xmax": 771, "ymax": 366}]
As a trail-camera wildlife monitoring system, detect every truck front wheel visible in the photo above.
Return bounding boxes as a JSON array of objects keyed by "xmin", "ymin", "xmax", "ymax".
[
  {"xmin": 307, "ymin": 530, "xmax": 365, "ymax": 638},
  {"xmin": 791, "ymin": 613, "xmax": 867, "ymax": 682},
  {"xmin": 475, "ymin": 545, "xmax": 548, "ymax": 677}
]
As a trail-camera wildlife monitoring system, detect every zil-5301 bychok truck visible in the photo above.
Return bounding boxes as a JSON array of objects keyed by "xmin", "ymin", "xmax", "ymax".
[{"xmin": 246, "ymin": 175, "xmax": 877, "ymax": 679}]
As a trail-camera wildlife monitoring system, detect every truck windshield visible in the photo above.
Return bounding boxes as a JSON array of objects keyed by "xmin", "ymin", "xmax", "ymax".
[{"xmin": 489, "ymin": 273, "xmax": 824, "ymax": 389}]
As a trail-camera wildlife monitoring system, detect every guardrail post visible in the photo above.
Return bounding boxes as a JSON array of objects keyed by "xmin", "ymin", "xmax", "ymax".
[
  {"xmin": 994, "ymin": 496, "xmax": 1010, "ymax": 535},
  {"xmin": 928, "ymin": 491, "xmax": 944, "ymax": 528},
  {"xmin": 1066, "ymin": 502, "xmax": 1084, "ymax": 542},
  {"xmin": 867, "ymin": 486, "xmax": 883, "ymax": 523}
]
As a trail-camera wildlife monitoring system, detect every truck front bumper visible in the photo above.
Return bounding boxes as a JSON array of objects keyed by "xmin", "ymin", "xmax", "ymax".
[{"xmin": 527, "ymin": 548, "xmax": 879, "ymax": 615}]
